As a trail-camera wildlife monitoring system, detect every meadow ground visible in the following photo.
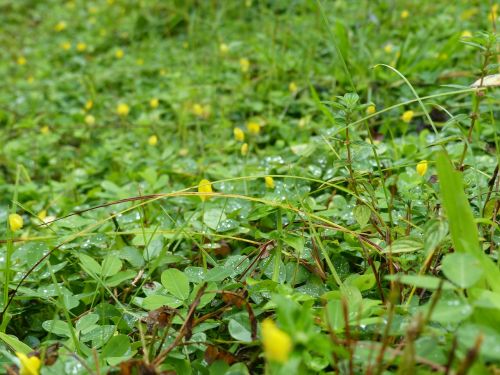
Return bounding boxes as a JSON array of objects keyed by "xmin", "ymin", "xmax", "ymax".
[{"xmin": 0, "ymin": 1, "xmax": 499, "ymax": 374}]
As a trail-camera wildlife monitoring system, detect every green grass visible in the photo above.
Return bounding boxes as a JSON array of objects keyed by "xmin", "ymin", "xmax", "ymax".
[{"xmin": 0, "ymin": 0, "xmax": 499, "ymax": 374}]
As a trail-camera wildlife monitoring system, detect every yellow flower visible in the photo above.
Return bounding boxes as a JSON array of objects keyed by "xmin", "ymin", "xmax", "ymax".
[
  {"xmin": 115, "ymin": 49, "xmax": 124, "ymax": 59},
  {"xmin": 198, "ymin": 179, "xmax": 213, "ymax": 202},
  {"xmin": 27, "ymin": 76, "xmax": 34, "ymax": 84},
  {"xmin": 241, "ymin": 142, "xmax": 248, "ymax": 156},
  {"xmin": 416, "ymin": 160, "xmax": 428, "ymax": 176},
  {"xmin": 366, "ymin": 105, "xmax": 376, "ymax": 115},
  {"xmin": 233, "ymin": 127, "xmax": 245, "ymax": 142},
  {"xmin": 401, "ymin": 10, "xmax": 409, "ymax": 19},
  {"xmin": 85, "ymin": 100, "xmax": 93, "ymax": 111},
  {"xmin": 9, "ymin": 214, "xmax": 23, "ymax": 232},
  {"xmin": 265, "ymin": 176, "xmax": 275, "ymax": 189},
  {"xmin": 54, "ymin": 21, "xmax": 67, "ymax": 32},
  {"xmin": 148, "ymin": 135, "xmax": 158, "ymax": 146},
  {"xmin": 401, "ymin": 110, "xmax": 414, "ymax": 123},
  {"xmin": 159, "ymin": 68, "xmax": 167, "ymax": 76},
  {"xmin": 192, "ymin": 103, "xmax": 210, "ymax": 118},
  {"xmin": 488, "ymin": 4, "xmax": 498, "ymax": 22},
  {"xmin": 239, "ymin": 58, "xmax": 250, "ymax": 73},
  {"xmin": 150, "ymin": 98, "xmax": 159, "ymax": 108},
  {"xmin": 17, "ymin": 56, "xmax": 27, "ymax": 65},
  {"xmin": 76, "ymin": 42, "xmax": 87, "ymax": 52},
  {"xmin": 461, "ymin": 30, "xmax": 472, "ymax": 38},
  {"xmin": 384, "ymin": 43, "xmax": 393, "ymax": 53},
  {"xmin": 85, "ymin": 115, "xmax": 95, "ymax": 126},
  {"xmin": 288, "ymin": 81, "xmax": 298, "ymax": 94},
  {"xmin": 16, "ymin": 352, "xmax": 41, "ymax": 375},
  {"xmin": 219, "ymin": 43, "xmax": 229, "ymax": 54},
  {"xmin": 116, "ymin": 103, "xmax": 130, "ymax": 117},
  {"xmin": 40, "ymin": 126, "xmax": 50, "ymax": 134},
  {"xmin": 247, "ymin": 121, "xmax": 260, "ymax": 135},
  {"xmin": 61, "ymin": 41, "xmax": 71, "ymax": 50},
  {"xmin": 37, "ymin": 210, "xmax": 47, "ymax": 221},
  {"xmin": 192, "ymin": 103, "xmax": 204, "ymax": 117},
  {"xmin": 261, "ymin": 319, "xmax": 292, "ymax": 363},
  {"xmin": 136, "ymin": 58, "xmax": 144, "ymax": 66}
]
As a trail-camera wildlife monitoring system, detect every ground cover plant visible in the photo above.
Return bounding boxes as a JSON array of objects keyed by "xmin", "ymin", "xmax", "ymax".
[{"xmin": 1, "ymin": 0, "xmax": 499, "ymax": 374}]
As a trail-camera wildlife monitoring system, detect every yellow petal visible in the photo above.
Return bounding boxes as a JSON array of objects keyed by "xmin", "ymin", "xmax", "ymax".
[
  {"xmin": 261, "ymin": 319, "xmax": 292, "ymax": 363},
  {"xmin": 416, "ymin": 160, "xmax": 428, "ymax": 176},
  {"xmin": 198, "ymin": 179, "xmax": 213, "ymax": 202},
  {"xmin": 16, "ymin": 352, "xmax": 41, "ymax": 375},
  {"xmin": 265, "ymin": 176, "xmax": 275, "ymax": 189},
  {"xmin": 9, "ymin": 214, "xmax": 23, "ymax": 232}
]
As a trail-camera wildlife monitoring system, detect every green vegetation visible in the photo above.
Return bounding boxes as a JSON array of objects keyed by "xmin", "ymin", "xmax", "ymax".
[{"xmin": 1, "ymin": 1, "xmax": 499, "ymax": 374}]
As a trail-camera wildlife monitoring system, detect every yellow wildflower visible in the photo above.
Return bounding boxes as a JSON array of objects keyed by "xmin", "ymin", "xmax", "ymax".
[
  {"xmin": 85, "ymin": 115, "xmax": 95, "ymax": 126},
  {"xmin": 115, "ymin": 49, "xmax": 124, "ymax": 59},
  {"xmin": 37, "ymin": 210, "xmax": 47, "ymax": 221},
  {"xmin": 192, "ymin": 103, "xmax": 210, "ymax": 118},
  {"xmin": 61, "ymin": 41, "xmax": 71, "ymax": 50},
  {"xmin": 116, "ymin": 103, "xmax": 130, "ymax": 117},
  {"xmin": 159, "ymin": 68, "xmax": 167, "ymax": 76},
  {"xmin": 261, "ymin": 319, "xmax": 292, "ymax": 363},
  {"xmin": 16, "ymin": 352, "xmax": 41, "ymax": 375},
  {"xmin": 401, "ymin": 110, "xmax": 414, "ymax": 123},
  {"xmin": 241, "ymin": 142, "xmax": 248, "ymax": 156},
  {"xmin": 219, "ymin": 43, "xmax": 229, "ymax": 54},
  {"xmin": 233, "ymin": 127, "xmax": 245, "ymax": 142},
  {"xmin": 366, "ymin": 105, "xmax": 376, "ymax": 115},
  {"xmin": 76, "ymin": 42, "xmax": 87, "ymax": 52},
  {"xmin": 239, "ymin": 58, "xmax": 250, "ymax": 73},
  {"xmin": 85, "ymin": 100, "xmax": 93, "ymax": 111},
  {"xmin": 40, "ymin": 126, "xmax": 50, "ymax": 134},
  {"xmin": 461, "ymin": 30, "xmax": 472, "ymax": 38},
  {"xmin": 289, "ymin": 81, "xmax": 298, "ymax": 94},
  {"xmin": 136, "ymin": 58, "xmax": 144, "ymax": 66},
  {"xmin": 198, "ymin": 179, "xmax": 213, "ymax": 202},
  {"xmin": 384, "ymin": 44, "xmax": 393, "ymax": 54},
  {"xmin": 54, "ymin": 21, "xmax": 67, "ymax": 32},
  {"xmin": 17, "ymin": 56, "xmax": 27, "ymax": 65},
  {"xmin": 489, "ymin": 4, "xmax": 498, "ymax": 22},
  {"xmin": 416, "ymin": 160, "xmax": 428, "ymax": 176},
  {"xmin": 247, "ymin": 121, "xmax": 260, "ymax": 135},
  {"xmin": 148, "ymin": 135, "xmax": 158, "ymax": 146},
  {"xmin": 27, "ymin": 76, "xmax": 34, "ymax": 84},
  {"xmin": 150, "ymin": 98, "xmax": 159, "ymax": 108},
  {"xmin": 265, "ymin": 176, "xmax": 275, "ymax": 189},
  {"xmin": 192, "ymin": 103, "xmax": 204, "ymax": 117},
  {"xmin": 401, "ymin": 10, "xmax": 409, "ymax": 19},
  {"xmin": 8, "ymin": 214, "xmax": 23, "ymax": 232}
]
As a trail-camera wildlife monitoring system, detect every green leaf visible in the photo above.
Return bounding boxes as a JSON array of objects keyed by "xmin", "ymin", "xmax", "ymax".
[
  {"xmin": 42, "ymin": 320, "xmax": 73, "ymax": 337},
  {"xmin": 423, "ymin": 219, "xmax": 448, "ymax": 254},
  {"xmin": 161, "ymin": 268, "xmax": 190, "ymax": 300},
  {"xmin": 76, "ymin": 314, "xmax": 99, "ymax": 334},
  {"xmin": 78, "ymin": 253, "xmax": 101, "ymax": 276},
  {"xmin": 101, "ymin": 256, "xmax": 122, "ymax": 278},
  {"xmin": 353, "ymin": 205, "xmax": 371, "ymax": 227},
  {"xmin": 0, "ymin": 332, "xmax": 32, "ymax": 354},
  {"xmin": 142, "ymin": 294, "xmax": 183, "ymax": 310},
  {"xmin": 228, "ymin": 319, "xmax": 252, "ymax": 342},
  {"xmin": 203, "ymin": 208, "xmax": 227, "ymax": 230},
  {"xmin": 436, "ymin": 152, "xmax": 500, "ymax": 292},
  {"xmin": 102, "ymin": 334, "xmax": 130, "ymax": 358},
  {"xmin": 385, "ymin": 274, "xmax": 455, "ymax": 290},
  {"xmin": 383, "ymin": 238, "xmax": 423, "ymax": 254},
  {"xmin": 441, "ymin": 253, "xmax": 482, "ymax": 288}
]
